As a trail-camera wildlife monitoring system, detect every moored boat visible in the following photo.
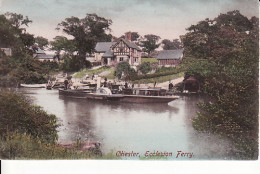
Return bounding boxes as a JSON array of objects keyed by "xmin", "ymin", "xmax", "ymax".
[
  {"xmin": 59, "ymin": 88, "xmax": 95, "ymax": 98},
  {"xmin": 20, "ymin": 84, "xmax": 46, "ymax": 88},
  {"xmin": 85, "ymin": 87, "xmax": 179, "ymax": 103}
]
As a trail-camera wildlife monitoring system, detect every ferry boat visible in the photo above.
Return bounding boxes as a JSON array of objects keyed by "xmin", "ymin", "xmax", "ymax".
[{"xmin": 85, "ymin": 87, "xmax": 179, "ymax": 103}]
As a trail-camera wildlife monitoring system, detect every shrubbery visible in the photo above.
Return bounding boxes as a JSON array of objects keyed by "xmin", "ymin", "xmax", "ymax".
[
  {"xmin": 114, "ymin": 62, "xmax": 136, "ymax": 80},
  {"xmin": 130, "ymin": 66, "xmax": 182, "ymax": 81},
  {"xmin": 0, "ymin": 90, "xmax": 59, "ymax": 143},
  {"xmin": 138, "ymin": 62, "xmax": 151, "ymax": 74}
]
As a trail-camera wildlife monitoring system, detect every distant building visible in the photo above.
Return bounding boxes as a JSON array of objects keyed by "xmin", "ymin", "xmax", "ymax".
[
  {"xmin": 156, "ymin": 49, "xmax": 184, "ymax": 67},
  {"xmin": 33, "ymin": 48, "xmax": 55, "ymax": 62},
  {"xmin": 93, "ymin": 33, "xmax": 142, "ymax": 67},
  {"xmin": 0, "ymin": 48, "xmax": 12, "ymax": 56}
]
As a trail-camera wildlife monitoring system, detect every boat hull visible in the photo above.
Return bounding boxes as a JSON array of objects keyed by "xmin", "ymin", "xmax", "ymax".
[
  {"xmin": 59, "ymin": 89, "xmax": 93, "ymax": 98},
  {"xmin": 119, "ymin": 95, "xmax": 178, "ymax": 103},
  {"xmin": 85, "ymin": 93, "xmax": 178, "ymax": 103}
]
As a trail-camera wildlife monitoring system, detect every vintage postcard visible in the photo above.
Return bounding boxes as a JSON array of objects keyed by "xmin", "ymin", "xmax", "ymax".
[{"xmin": 0, "ymin": 0, "xmax": 259, "ymax": 164}]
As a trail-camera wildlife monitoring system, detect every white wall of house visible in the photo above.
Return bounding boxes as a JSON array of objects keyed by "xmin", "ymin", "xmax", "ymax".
[
  {"xmin": 95, "ymin": 52, "xmax": 104, "ymax": 61},
  {"xmin": 116, "ymin": 55, "xmax": 129, "ymax": 63}
]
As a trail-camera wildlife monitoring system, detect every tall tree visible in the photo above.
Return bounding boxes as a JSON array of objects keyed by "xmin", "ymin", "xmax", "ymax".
[
  {"xmin": 182, "ymin": 10, "xmax": 258, "ymax": 159},
  {"xmin": 57, "ymin": 13, "xmax": 112, "ymax": 61},
  {"xmin": 141, "ymin": 34, "xmax": 161, "ymax": 56},
  {"xmin": 0, "ymin": 12, "xmax": 33, "ymax": 49},
  {"xmin": 50, "ymin": 36, "xmax": 76, "ymax": 60},
  {"xmin": 161, "ymin": 39, "xmax": 182, "ymax": 50}
]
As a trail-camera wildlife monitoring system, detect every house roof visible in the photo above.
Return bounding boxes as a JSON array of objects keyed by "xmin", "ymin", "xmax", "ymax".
[
  {"xmin": 120, "ymin": 38, "xmax": 142, "ymax": 51},
  {"xmin": 157, "ymin": 49, "xmax": 183, "ymax": 60},
  {"xmin": 95, "ymin": 42, "xmax": 116, "ymax": 52},
  {"xmin": 102, "ymin": 49, "xmax": 113, "ymax": 58}
]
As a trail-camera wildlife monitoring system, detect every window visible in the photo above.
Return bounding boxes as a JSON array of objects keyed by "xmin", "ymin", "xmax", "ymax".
[{"xmin": 120, "ymin": 57, "xmax": 123, "ymax": 61}]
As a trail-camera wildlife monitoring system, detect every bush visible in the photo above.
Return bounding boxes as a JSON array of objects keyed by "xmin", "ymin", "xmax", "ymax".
[
  {"xmin": 138, "ymin": 62, "xmax": 151, "ymax": 74},
  {"xmin": 130, "ymin": 68, "xmax": 181, "ymax": 81},
  {"xmin": 114, "ymin": 62, "xmax": 136, "ymax": 80},
  {"xmin": 61, "ymin": 55, "xmax": 91, "ymax": 72},
  {"xmin": 0, "ymin": 133, "xmax": 100, "ymax": 159},
  {"xmin": 0, "ymin": 90, "xmax": 59, "ymax": 143}
]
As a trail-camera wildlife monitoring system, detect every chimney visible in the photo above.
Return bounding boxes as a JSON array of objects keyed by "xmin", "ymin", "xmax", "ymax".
[{"xmin": 125, "ymin": 32, "xmax": 131, "ymax": 41}]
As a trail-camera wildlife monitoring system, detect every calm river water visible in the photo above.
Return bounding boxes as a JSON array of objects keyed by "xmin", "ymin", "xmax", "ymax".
[{"xmin": 19, "ymin": 88, "xmax": 235, "ymax": 160}]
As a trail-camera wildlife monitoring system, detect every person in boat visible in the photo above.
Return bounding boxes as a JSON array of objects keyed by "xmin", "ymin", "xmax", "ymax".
[
  {"xmin": 169, "ymin": 81, "xmax": 173, "ymax": 91},
  {"xmin": 64, "ymin": 79, "xmax": 69, "ymax": 90}
]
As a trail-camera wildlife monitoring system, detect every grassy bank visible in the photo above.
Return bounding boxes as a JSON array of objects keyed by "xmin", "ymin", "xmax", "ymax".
[
  {"xmin": 132, "ymin": 72, "xmax": 184, "ymax": 83},
  {"xmin": 73, "ymin": 66, "xmax": 115, "ymax": 79},
  {"xmin": 141, "ymin": 58, "xmax": 158, "ymax": 63}
]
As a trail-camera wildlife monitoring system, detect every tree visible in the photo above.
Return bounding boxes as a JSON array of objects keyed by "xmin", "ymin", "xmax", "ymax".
[
  {"xmin": 161, "ymin": 39, "xmax": 182, "ymax": 50},
  {"xmin": 50, "ymin": 36, "xmax": 76, "ymax": 60},
  {"xmin": 141, "ymin": 34, "xmax": 161, "ymax": 56},
  {"xmin": 138, "ymin": 62, "xmax": 151, "ymax": 74},
  {"xmin": 121, "ymin": 31, "xmax": 140, "ymax": 41},
  {"xmin": 35, "ymin": 36, "xmax": 49, "ymax": 50},
  {"xmin": 114, "ymin": 62, "xmax": 136, "ymax": 80},
  {"xmin": 57, "ymin": 13, "xmax": 112, "ymax": 60},
  {"xmin": 182, "ymin": 10, "xmax": 258, "ymax": 159},
  {"xmin": 0, "ymin": 12, "xmax": 33, "ymax": 50}
]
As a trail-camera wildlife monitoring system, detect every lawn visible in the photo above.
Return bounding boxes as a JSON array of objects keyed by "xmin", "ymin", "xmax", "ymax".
[
  {"xmin": 132, "ymin": 72, "xmax": 184, "ymax": 83},
  {"xmin": 73, "ymin": 66, "xmax": 115, "ymax": 79},
  {"xmin": 141, "ymin": 58, "xmax": 158, "ymax": 63}
]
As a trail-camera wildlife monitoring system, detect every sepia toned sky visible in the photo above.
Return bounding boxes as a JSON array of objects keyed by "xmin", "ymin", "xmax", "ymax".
[{"xmin": 0, "ymin": 0, "xmax": 258, "ymax": 41}]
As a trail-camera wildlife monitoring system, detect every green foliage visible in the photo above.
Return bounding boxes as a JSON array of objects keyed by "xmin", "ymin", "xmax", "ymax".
[
  {"xmin": 132, "ymin": 72, "xmax": 184, "ymax": 84},
  {"xmin": 141, "ymin": 58, "xmax": 158, "ymax": 63},
  {"xmin": 0, "ymin": 133, "xmax": 102, "ymax": 159},
  {"xmin": 161, "ymin": 39, "xmax": 182, "ymax": 50},
  {"xmin": 0, "ymin": 90, "xmax": 59, "ymax": 143},
  {"xmin": 141, "ymin": 34, "xmax": 161, "ymax": 55},
  {"xmin": 183, "ymin": 11, "xmax": 259, "ymax": 159},
  {"xmin": 73, "ymin": 66, "xmax": 114, "ymax": 79},
  {"xmin": 60, "ymin": 55, "xmax": 90, "ymax": 72},
  {"xmin": 138, "ymin": 62, "xmax": 151, "ymax": 74},
  {"xmin": 50, "ymin": 36, "xmax": 76, "ymax": 59},
  {"xmin": 130, "ymin": 67, "xmax": 182, "ymax": 81},
  {"xmin": 35, "ymin": 36, "xmax": 48, "ymax": 49},
  {"xmin": 57, "ymin": 13, "xmax": 112, "ymax": 57},
  {"xmin": 114, "ymin": 62, "xmax": 136, "ymax": 80}
]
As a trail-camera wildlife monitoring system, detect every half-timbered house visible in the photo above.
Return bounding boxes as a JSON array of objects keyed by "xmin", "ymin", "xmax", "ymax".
[{"xmin": 94, "ymin": 34, "xmax": 142, "ymax": 67}]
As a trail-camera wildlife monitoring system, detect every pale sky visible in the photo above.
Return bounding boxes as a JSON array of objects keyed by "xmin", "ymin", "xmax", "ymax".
[{"xmin": 0, "ymin": 0, "xmax": 258, "ymax": 41}]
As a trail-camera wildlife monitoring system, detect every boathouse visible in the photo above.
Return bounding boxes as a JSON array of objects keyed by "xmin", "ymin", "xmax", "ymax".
[{"xmin": 156, "ymin": 49, "xmax": 183, "ymax": 67}]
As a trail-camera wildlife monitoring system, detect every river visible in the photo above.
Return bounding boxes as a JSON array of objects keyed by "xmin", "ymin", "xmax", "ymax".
[{"xmin": 19, "ymin": 88, "xmax": 235, "ymax": 160}]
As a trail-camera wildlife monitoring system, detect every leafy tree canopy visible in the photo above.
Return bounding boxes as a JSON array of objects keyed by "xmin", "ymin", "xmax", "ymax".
[
  {"xmin": 141, "ymin": 34, "xmax": 161, "ymax": 56},
  {"xmin": 182, "ymin": 10, "xmax": 259, "ymax": 159},
  {"xmin": 161, "ymin": 39, "xmax": 182, "ymax": 50},
  {"xmin": 57, "ymin": 13, "xmax": 112, "ymax": 58},
  {"xmin": 35, "ymin": 36, "xmax": 49, "ymax": 50}
]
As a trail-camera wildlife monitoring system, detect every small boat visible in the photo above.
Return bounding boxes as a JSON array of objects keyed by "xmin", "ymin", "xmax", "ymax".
[
  {"xmin": 85, "ymin": 87, "xmax": 179, "ymax": 103},
  {"xmin": 20, "ymin": 84, "xmax": 46, "ymax": 88}
]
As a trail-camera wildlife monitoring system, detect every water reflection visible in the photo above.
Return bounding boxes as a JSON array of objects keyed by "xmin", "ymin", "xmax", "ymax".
[{"xmin": 20, "ymin": 88, "xmax": 234, "ymax": 160}]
